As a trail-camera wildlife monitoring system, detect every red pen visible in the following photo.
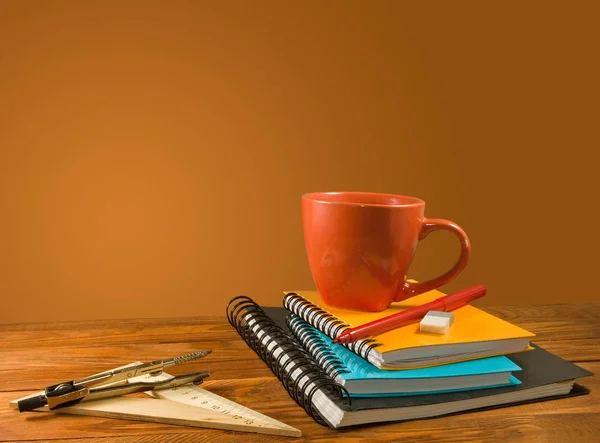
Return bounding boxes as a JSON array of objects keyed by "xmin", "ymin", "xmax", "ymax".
[{"xmin": 332, "ymin": 284, "xmax": 487, "ymax": 345}]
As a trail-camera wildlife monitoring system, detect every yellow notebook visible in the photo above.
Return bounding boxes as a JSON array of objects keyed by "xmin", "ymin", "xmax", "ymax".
[{"xmin": 283, "ymin": 289, "xmax": 535, "ymax": 369}]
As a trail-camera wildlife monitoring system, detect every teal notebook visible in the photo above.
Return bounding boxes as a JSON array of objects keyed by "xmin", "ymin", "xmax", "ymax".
[{"xmin": 286, "ymin": 314, "xmax": 522, "ymax": 397}]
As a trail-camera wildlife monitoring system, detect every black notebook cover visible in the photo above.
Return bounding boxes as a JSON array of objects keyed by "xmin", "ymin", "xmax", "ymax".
[
  {"xmin": 262, "ymin": 306, "xmax": 592, "ymax": 412},
  {"xmin": 226, "ymin": 296, "xmax": 592, "ymax": 428}
]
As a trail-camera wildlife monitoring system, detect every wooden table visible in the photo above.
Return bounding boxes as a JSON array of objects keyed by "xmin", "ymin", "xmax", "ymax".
[{"xmin": 1, "ymin": 303, "xmax": 598, "ymax": 442}]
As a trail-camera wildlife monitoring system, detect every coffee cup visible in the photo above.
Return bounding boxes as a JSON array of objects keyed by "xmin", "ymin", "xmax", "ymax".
[{"xmin": 302, "ymin": 192, "xmax": 471, "ymax": 311}]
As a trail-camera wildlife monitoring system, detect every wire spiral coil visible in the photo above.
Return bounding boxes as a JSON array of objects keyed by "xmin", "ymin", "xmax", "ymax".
[
  {"xmin": 283, "ymin": 292, "xmax": 382, "ymax": 362},
  {"xmin": 286, "ymin": 314, "xmax": 351, "ymax": 380},
  {"xmin": 226, "ymin": 295, "xmax": 351, "ymax": 427}
]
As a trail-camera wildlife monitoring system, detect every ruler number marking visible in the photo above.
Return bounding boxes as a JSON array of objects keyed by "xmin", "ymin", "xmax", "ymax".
[{"xmin": 153, "ymin": 385, "xmax": 286, "ymax": 430}]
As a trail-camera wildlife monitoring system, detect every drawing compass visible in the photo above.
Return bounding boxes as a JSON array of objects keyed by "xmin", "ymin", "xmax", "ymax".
[{"xmin": 16, "ymin": 350, "xmax": 212, "ymax": 412}]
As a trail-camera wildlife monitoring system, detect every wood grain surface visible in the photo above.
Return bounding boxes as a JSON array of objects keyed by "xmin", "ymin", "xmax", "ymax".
[{"xmin": 1, "ymin": 303, "xmax": 598, "ymax": 443}]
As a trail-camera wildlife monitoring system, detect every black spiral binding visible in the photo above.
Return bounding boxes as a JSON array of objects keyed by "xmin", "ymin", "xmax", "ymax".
[
  {"xmin": 283, "ymin": 292, "xmax": 383, "ymax": 363},
  {"xmin": 286, "ymin": 314, "xmax": 351, "ymax": 380},
  {"xmin": 226, "ymin": 296, "xmax": 351, "ymax": 427}
]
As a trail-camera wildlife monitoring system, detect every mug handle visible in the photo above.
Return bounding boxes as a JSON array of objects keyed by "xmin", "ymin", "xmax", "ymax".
[{"xmin": 394, "ymin": 218, "xmax": 471, "ymax": 302}]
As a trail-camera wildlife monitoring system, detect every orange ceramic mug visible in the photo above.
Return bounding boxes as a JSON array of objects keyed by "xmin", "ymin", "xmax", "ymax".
[{"xmin": 302, "ymin": 192, "xmax": 471, "ymax": 311}]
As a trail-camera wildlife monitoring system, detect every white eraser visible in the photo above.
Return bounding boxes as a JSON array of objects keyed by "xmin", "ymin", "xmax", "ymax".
[{"xmin": 419, "ymin": 310, "xmax": 454, "ymax": 334}]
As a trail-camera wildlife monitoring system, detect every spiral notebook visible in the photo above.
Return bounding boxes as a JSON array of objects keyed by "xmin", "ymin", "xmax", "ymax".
[
  {"xmin": 226, "ymin": 296, "xmax": 592, "ymax": 429},
  {"xmin": 286, "ymin": 313, "xmax": 522, "ymax": 396},
  {"xmin": 283, "ymin": 290, "xmax": 535, "ymax": 369}
]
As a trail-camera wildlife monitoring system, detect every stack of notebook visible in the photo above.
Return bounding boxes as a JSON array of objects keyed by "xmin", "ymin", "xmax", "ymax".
[{"xmin": 226, "ymin": 288, "xmax": 592, "ymax": 429}]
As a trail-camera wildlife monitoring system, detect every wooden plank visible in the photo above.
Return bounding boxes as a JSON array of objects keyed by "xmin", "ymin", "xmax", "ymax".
[
  {"xmin": 1, "ymin": 336, "xmax": 597, "ymax": 392},
  {"xmin": 0, "ymin": 347, "xmax": 275, "ymax": 392},
  {"xmin": 0, "ymin": 316, "xmax": 227, "ymax": 331},
  {"xmin": 2, "ymin": 361, "xmax": 597, "ymax": 443},
  {"xmin": 0, "ymin": 322, "xmax": 237, "ymax": 350},
  {"xmin": 1, "ymin": 304, "xmax": 599, "ymax": 348},
  {"xmin": 1, "ymin": 305, "xmax": 598, "ymax": 442},
  {"xmin": 10, "ymin": 410, "xmax": 600, "ymax": 443},
  {"xmin": 483, "ymin": 303, "xmax": 600, "ymax": 320},
  {"xmin": 505, "ymin": 320, "xmax": 600, "ymax": 341},
  {"xmin": 3, "ymin": 398, "xmax": 599, "ymax": 443},
  {"xmin": 0, "ymin": 302, "xmax": 596, "ymax": 334},
  {"xmin": 1, "ymin": 341, "xmax": 594, "ymax": 393}
]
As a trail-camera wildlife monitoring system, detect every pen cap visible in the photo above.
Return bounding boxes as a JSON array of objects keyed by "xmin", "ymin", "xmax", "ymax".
[{"xmin": 442, "ymin": 284, "xmax": 487, "ymax": 311}]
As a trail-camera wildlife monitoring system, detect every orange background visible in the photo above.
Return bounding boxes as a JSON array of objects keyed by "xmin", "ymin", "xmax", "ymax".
[{"xmin": 1, "ymin": 1, "xmax": 598, "ymax": 324}]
